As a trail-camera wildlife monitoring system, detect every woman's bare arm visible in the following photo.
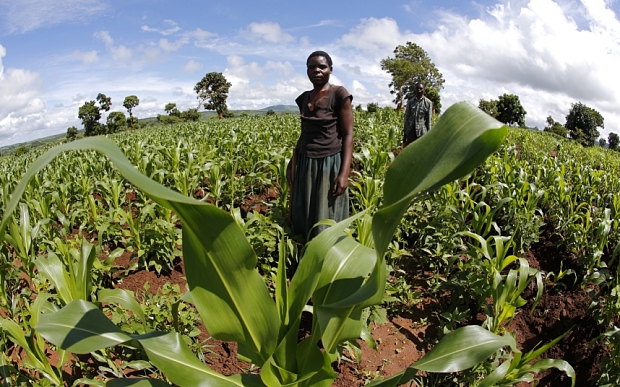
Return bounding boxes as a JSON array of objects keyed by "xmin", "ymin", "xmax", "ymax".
[{"xmin": 333, "ymin": 97, "xmax": 353, "ymax": 196}]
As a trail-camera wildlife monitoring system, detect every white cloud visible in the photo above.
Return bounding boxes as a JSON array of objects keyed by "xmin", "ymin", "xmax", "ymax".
[
  {"xmin": 242, "ymin": 22, "xmax": 295, "ymax": 43},
  {"xmin": 186, "ymin": 28, "xmax": 219, "ymax": 49},
  {"xmin": 224, "ymin": 55, "xmax": 297, "ymax": 86},
  {"xmin": 0, "ymin": 44, "xmax": 48, "ymax": 144},
  {"xmin": 141, "ymin": 46, "xmax": 163, "ymax": 62},
  {"xmin": 95, "ymin": 31, "xmax": 133, "ymax": 63},
  {"xmin": 288, "ymin": 19, "xmax": 339, "ymax": 31},
  {"xmin": 159, "ymin": 38, "xmax": 184, "ymax": 52},
  {"xmin": 72, "ymin": 50, "xmax": 99, "ymax": 64},
  {"xmin": 72, "ymin": 93, "xmax": 86, "ymax": 103},
  {"xmin": 141, "ymin": 20, "xmax": 181, "ymax": 36},
  {"xmin": 339, "ymin": 17, "xmax": 411, "ymax": 55},
  {"xmin": 111, "ymin": 45, "xmax": 132, "ymax": 62},
  {"xmin": 350, "ymin": 80, "xmax": 371, "ymax": 101},
  {"xmin": 223, "ymin": 54, "xmax": 307, "ymax": 109},
  {"xmin": 0, "ymin": 0, "xmax": 108, "ymax": 34},
  {"xmin": 183, "ymin": 60, "xmax": 203, "ymax": 74},
  {"xmin": 94, "ymin": 30, "xmax": 114, "ymax": 46},
  {"xmin": 172, "ymin": 87, "xmax": 186, "ymax": 96},
  {"xmin": 407, "ymin": 0, "xmax": 620, "ymax": 135}
]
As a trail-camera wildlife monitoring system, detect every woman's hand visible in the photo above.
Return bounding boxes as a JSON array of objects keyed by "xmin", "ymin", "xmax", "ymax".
[{"xmin": 332, "ymin": 173, "xmax": 349, "ymax": 196}]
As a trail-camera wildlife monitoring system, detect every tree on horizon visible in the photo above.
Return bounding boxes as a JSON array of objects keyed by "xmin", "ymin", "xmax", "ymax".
[
  {"xmin": 194, "ymin": 72, "xmax": 232, "ymax": 119},
  {"xmin": 381, "ymin": 42, "xmax": 444, "ymax": 111}
]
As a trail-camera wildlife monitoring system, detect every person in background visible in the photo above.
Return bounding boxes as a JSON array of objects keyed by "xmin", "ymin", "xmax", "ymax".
[
  {"xmin": 402, "ymin": 82, "xmax": 433, "ymax": 147},
  {"xmin": 287, "ymin": 51, "xmax": 354, "ymax": 240}
]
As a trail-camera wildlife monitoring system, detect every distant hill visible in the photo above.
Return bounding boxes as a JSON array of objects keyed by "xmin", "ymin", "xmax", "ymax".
[
  {"xmin": 0, "ymin": 132, "xmax": 71, "ymax": 155},
  {"xmin": 261, "ymin": 105, "xmax": 298, "ymax": 112}
]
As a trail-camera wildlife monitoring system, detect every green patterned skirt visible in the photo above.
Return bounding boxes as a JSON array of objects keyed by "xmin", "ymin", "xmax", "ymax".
[{"xmin": 291, "ymin": 152, "xmax": 349, "ymax": 240}]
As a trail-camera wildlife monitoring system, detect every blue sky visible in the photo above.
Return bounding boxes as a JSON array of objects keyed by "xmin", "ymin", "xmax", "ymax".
[{"xmin": 1, "ymin": 0, "xmax": 619, "ymax": 147}]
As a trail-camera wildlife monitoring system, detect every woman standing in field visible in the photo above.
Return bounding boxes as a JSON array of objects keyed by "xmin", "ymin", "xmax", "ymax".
[{"xmin": 287, "ymin": 51, "xmax": 354, "ymax": 240}]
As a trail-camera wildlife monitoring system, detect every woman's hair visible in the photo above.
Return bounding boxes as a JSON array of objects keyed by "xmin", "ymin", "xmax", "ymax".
[{"xmin": 306, "ymin": 51, "xmax": 333, "ymax": 67}]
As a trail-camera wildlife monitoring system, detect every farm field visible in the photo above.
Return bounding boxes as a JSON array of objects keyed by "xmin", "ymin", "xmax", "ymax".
[{"xmin": 1, "ymin": 105, "xmax": 620, "ymax": 386}]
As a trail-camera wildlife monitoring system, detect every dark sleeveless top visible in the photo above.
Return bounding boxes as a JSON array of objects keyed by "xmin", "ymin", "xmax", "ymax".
[{"xmin": 295, "ymin": 85, "xmax": 353, "ymax": 158}]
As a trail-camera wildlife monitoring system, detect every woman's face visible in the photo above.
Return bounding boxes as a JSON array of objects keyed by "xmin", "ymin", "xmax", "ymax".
[{"xmin": 307, "ymin": 56, "xmax": 332, "ymax": 87}]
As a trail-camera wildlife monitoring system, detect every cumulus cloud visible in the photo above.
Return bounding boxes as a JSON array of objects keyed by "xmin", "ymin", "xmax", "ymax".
[
  {"xmin": 0, "ymin": 44, "xmax": 48, "ymax": 144},
  {"xmin": 159, "ymin": 38, "xmax": 186, "ymax": 52},
  {"xmin": 227, "ymin": 78, "xmax": 305, "ymax": 110},
  {"xmin": 339, "ymin": 17, "xmax": 410, "ymax": 55},
  {"xmin": 183, "ymin": 60, "xmax": 203, "ymax": 74},
  {"xmin": 94, "ymin": 30, "xmax": 114, "ymax": 46},
  {"xmin": 185, "ymin": 28, "xmax": 219, "ymax": 49},
  {"xmin": 0, "ymin": 0, "xmax": 108, "ymax": 34},
  {"xmin": 242, "ymin": 22, "xmax": 295, "ymax": 43},
  {"xmin": 224, "ymin": 55, "xmax": 296, "ymax": 86},
  {"xmin": 350, "ymin": 80, "xmax": 371, "ymax": 101},
  {"xmin": 72, "ymin": 50, "xmax": 99, "ymax": 64},
  {"xmin": 95, "ymin": 30, "xmax": 133, "ymax": 63},
  {"xmin": 141, "ymin": 46, "xmax": 163, "ymax": 62},
  {"xmin": 404, "ymin": 0, "xmax": 620, "ymax": 134},
  {"xmin": 172, "ymin": 87, "xmax": 186, "ymax": 96},
  {"xmin": 223, "ymin": 54, "xmax": 306, "ymax": 109}
]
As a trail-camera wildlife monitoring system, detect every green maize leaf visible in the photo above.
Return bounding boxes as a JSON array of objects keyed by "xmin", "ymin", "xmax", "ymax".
[
  {"xmin": 414, "ymin": 325, "xmax": 517, "ymax": 372},
  {"xmin": 516, "ymin": 258, "xmax": 531, "ymax": 296},
  {"xmin": 511, "ymin": 359, "xmax": 575, "ymax": 387},
  {"xmin": 298, "ymin": 339, "xmax": 337, "ymax": 387},
  {"xmin": 261, "ymin": 356, "xmax": 299, "ymax": 387},
  {"xmin": 369, "ymin": 325, "xmax": 517, "ymax": 386},
  {"xmin": 106, "ymin": 379, "xmax": 171, "ymax": 387},
  {"xmin": 478, "ymin": 358, "xmax": 513, "ymax": 387},
  {"xmin": 531, "ymin": 271, "xmax": 544, "ymax": 312},
  {"xmin": 0, "ymin": 136, "xmax": 279, "ymax": 365},
  {"xmin": 499, "ymin": 269, "xmax": 518, "ymax": 306},
  {"xmin": 360, "ymin": 322, "xmax": 377, "ymax": 350},
  {"xmin": 35, "ymin": 299, "xmax": 132, "ymax": 353},
  {"xmin": 299, "ymin": 213, "xmax": 385, "ymax": 318},
  {"xmin": 29, "ymin": 293, "xmax": 56, "ymax": 329},
  {"xmin": 500, "ymin": 254, "xmax": 519, "ymax": 271},
  {"xmin": 520, "ymin": 330, "xmax": 570, "ymax": 364},
  {"xmin": 456, "ymin": 231, "xmax": 492, "ymax": 260},
  {"xmin": 289, "ymin": 212, "xmax": 381, "ymax": 377},
  {"xmin": 0, "ymin": 316, "xmax": 61, "ymax": 385},
  {"xmin": 77, "ymin": 239, "xmax": 97, "ymax": 301},
  {"xmin": 295, "ymin": 338, "xmax": 327, "ymax": 382},
  {"xmin": 136, "ymin": 331, "xmax": 262, "ymax": 387},
  {"xmin": 263, "ymin": 316, "xmax": 302, "ymax": 386},
  {"xmin": 181, "ymin": 218, "xmax": 277, "ymax": 364},
  {"xmin": 98, "ymin": 288, "xmax": 147, "ymax": 329},
  {"xmin": 35, "ymin": 253, "xmax": 76, "ymax": 304},
  {"xmin": 0, "ymin": 318, "xmax": 36, "ymax": 362},
  {"xmin": 373, "ymin": 102, "xmax": 507, "ymax": 261},
  {"xmin": 312, "ymin": 235, "xmax": 376, "ymax": 353},
  {"xmin": 276, "ymin": 234, "xmax": 289, "ymax": 326},
  {"xmin": 2, "ymin": 230, "xmax": 19, "ymax": 255},
  {"xmin": 124, "ymin": 360, "xmax": 153, "ymax": 370},
  {"xmin": 287, "ymin": 211, "xmax": 365, "ymax": 327}
]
